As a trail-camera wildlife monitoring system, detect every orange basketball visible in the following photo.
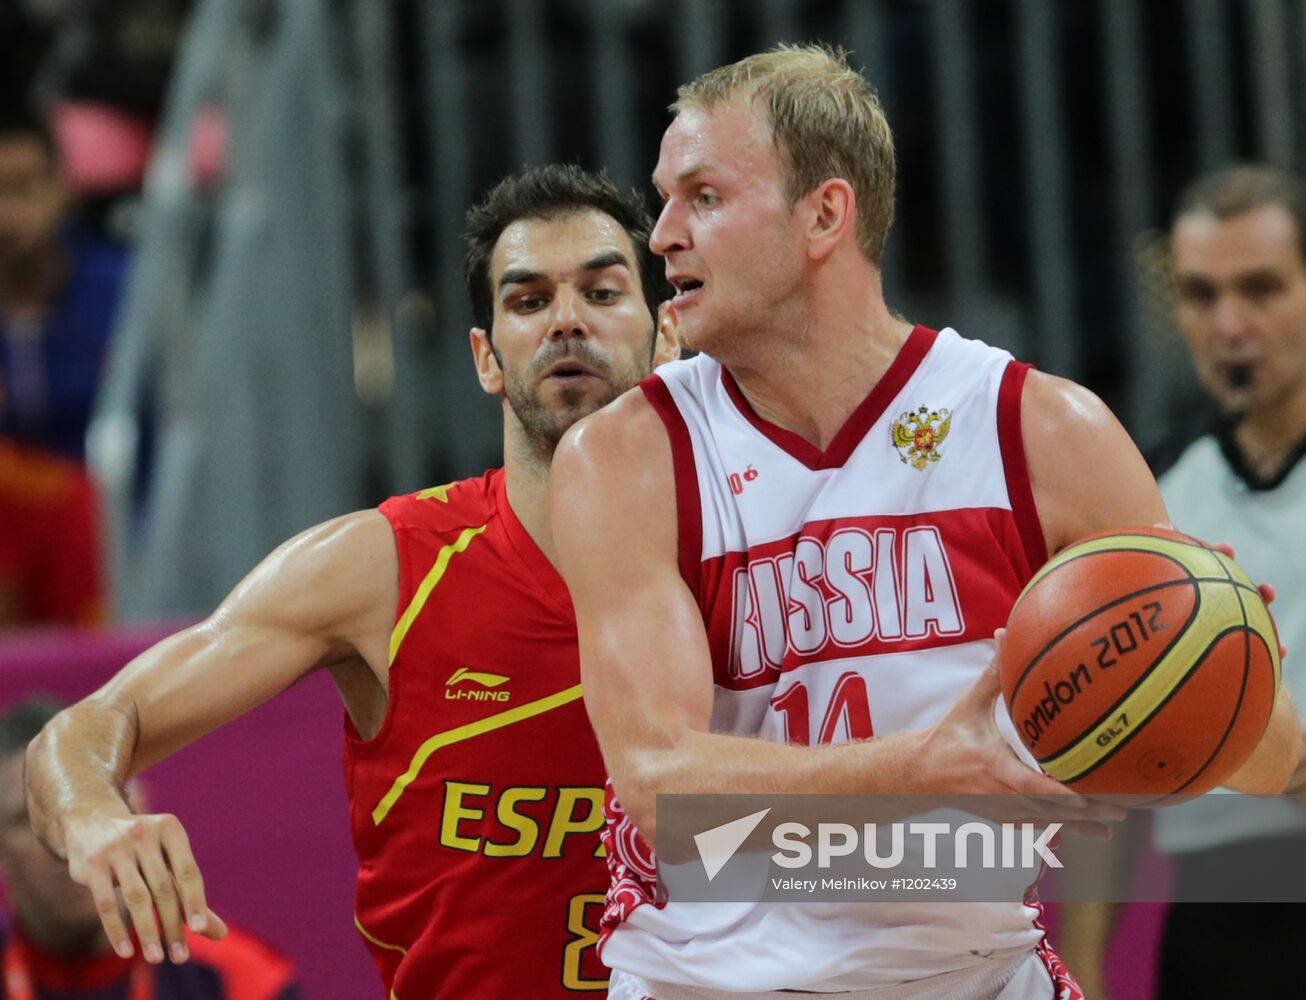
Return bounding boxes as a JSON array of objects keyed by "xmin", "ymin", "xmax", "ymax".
[{"xmin": 999, "ymin": 527, "xmax": 1280, "ymax": 800}]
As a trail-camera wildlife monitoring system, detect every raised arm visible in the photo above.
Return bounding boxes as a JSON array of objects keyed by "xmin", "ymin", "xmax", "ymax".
[
  {"xmin": 551, "ymin": 390, "xmax": 1091, "ymax": 848},
  {"xmin": 25, "ymin": 510, "xmax": 395, "ymax": 965}
]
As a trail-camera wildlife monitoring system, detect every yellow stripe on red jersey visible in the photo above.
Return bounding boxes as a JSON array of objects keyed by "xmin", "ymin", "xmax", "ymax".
[{"xmin": 346, "ymin": 469, "xmax": 609, "ymax": 998}]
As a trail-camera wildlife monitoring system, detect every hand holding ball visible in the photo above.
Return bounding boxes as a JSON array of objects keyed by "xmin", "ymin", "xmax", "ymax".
[{"xmin": 999, "ymin": 527, "xmax": 1280, "ymax": 800}]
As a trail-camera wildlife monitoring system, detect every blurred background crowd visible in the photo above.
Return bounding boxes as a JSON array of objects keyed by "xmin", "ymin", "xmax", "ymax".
[
  {"xmin": 2, "ymin": 0, "xmax": 1303, "ymax": 626},
  {"xmin": 1, "ymin": 1, "xmax": 1304, "ymax": 997}
]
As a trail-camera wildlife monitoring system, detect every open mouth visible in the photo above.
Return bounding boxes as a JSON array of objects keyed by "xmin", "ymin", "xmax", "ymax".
[
  {"xmin": 1222, "ymin": 363, "xmax": 1256, "ymax": 391},
  {"xmin": 542, "ymin": 361, "xmax": 598, "ymax": 383},
  {"xmin": 669, "ymin": 275, "xmax": 704, "ymax": 304}
]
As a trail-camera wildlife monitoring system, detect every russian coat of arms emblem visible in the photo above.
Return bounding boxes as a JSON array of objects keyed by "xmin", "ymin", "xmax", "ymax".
[{"xmin": 891, "ymin": 405, "xmax": 952, "ymax": 470}]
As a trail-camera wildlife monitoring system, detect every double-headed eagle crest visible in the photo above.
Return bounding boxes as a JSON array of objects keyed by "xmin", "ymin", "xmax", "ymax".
[{"xmin": 891, "ymin": 405, "xmax": 952, "ymax": 470}]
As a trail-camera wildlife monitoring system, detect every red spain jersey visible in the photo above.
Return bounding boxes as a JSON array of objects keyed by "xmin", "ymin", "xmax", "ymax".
[
  {"xmin": 0, "ymin": 438, "xmax": 105, "ymax": 627},
  {"xmin": 345, "ymin": 469, "xmax": 609, "ymax": 998}
]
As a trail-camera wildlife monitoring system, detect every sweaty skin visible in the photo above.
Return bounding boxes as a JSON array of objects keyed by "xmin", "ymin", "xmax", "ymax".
[
  {"xmin": 24, "ymin": 205, "xmax": 677, "ymax": 968},
  {"xmin": 26, "ymin": 511, "xmax": 395, "ymax": 963},
  {"xmin": 552, "ymin": 95, "xmax": 1299, "ymax": 851},
  {"xmin": 552, "ymin": 367, "xmax": 1297, "ymax": 847}
]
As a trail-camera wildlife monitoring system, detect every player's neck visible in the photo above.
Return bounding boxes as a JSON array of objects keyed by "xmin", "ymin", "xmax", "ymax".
[
  {"xmin": 727, "ymin": 294, "xmax": 913, "ymax": 451},
  {"xmin": 1232, "ymin": 384, "xmax": 1306, "ymax": 481},
  {"xmin": 502, "ymin": 431, "xmax": 559, "ymax": 567}
]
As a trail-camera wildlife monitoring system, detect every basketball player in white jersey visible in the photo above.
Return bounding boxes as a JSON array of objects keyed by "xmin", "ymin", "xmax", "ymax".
[{"xmin": 551, "ymin": 45, "xmax": 1302, "ymax": 999}]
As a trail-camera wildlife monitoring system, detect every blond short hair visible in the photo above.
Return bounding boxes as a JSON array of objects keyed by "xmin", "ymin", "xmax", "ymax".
[{"xmin": 674, "ymin": 43, "xmax": 896, "ymax": 266}]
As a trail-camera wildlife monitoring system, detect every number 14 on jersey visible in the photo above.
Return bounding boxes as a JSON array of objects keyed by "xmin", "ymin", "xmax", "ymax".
[{"xmin": 770, "ymin": 671, "xmax": 875, "ymax": 745}]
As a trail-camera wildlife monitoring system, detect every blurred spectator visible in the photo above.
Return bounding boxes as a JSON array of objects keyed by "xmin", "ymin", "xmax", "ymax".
[
  {"xmin": 0, "ymin": 436, "xmax": 104, "ymax": 628},
  {"xmin": 0, "ymin": 696, "xmax": 303, "ymax": 1000},
  {"xmin": 37, "ymin": 0, "xmax": 191, "ymax": 122},
  {"xmin": 0, "ymin": 108, "xmax": 129, "ymax": 460},
  {"xmin": 38, "ymin": 0, "xmax": 193, "ymax": 207}
]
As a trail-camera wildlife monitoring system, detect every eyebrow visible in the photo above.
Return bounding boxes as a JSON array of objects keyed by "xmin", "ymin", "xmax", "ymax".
[
  {"xmin": 652, "ymin": 162, "xmax": 711, "ymax": 191},
  {"xmin": 1177, "ymin": 266, "xmax": 1283, "ymax": 285},
  {"xmin": 498, "ymin": 250, "xmax": 632, "ymax": 291}
]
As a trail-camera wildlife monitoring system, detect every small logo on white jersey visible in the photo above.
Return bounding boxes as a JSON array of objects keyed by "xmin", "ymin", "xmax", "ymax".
[
  {"xmin": 891, "ymin": 405, "xmax": 952, "ymax": 470},
  {"xmin": 728, "ymin": 465, "xmax": 760, "ymax": 496}
]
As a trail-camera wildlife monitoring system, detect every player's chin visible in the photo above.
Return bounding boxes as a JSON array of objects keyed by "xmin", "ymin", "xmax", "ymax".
[
  {"xmin": 541, "ymin": 377, "xmax": 621, "ymax": 410},
  {"xmin": 1210, "ymin": 385, "xmax": 1257, "ymax": 417}
]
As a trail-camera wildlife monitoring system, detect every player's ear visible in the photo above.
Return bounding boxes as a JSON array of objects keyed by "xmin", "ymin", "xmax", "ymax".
[
  {"xmin": 653, "ymin": 302, "xmax": 682, "ymax": 367},
  {"xmin": 805, "ymin": 178, "xmax": 855, "ymax": 262},
  {"xmin": 469, "ymin": 327, "xmax": 504, "ymax": 395}
]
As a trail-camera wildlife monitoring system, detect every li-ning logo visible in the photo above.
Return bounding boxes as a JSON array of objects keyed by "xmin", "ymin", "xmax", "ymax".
[
  {"xmin": 728, "ymin": 465, "xmax": 760, "ymax": 496},
  {"xmin": 445, "ymin": 667, "xmax": 511, "ymax": 702}
]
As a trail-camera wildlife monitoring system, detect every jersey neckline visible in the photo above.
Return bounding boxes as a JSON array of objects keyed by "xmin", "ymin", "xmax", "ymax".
[
  {"xmin": 1215, "ymin": 417, "xmax": 1306, "ymax": 493},
  {"xmin": 718, "ymin": 325, "xmax": 938, "ymax": 471},
  {"xmin": 492, "ymin": 467, "xmax": 574, "ymax": 618}
]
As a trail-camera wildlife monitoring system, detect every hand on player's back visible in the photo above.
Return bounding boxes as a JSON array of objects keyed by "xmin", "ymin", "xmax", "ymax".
[
  {"xmin": 913, "ymin": 630, "xmax": 1124, "ymax": 838},
  {"xmin": 64, "ymin": 807, "xmax": 227, "ymax": 963}
]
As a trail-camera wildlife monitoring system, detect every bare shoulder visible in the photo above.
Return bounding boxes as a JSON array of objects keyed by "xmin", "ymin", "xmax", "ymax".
[
  {"xmin": 553, "ymin": 385, "xmax": 674, "ymax": 508},
  {"xmin": 1021, "ymin": 370, "xmax": 1118, "ymax": 440},
  {"xmin": 552, "ymin": 386, "xmax": 678, "ymax": 572},
  {"xmin": 1021, "ymin": 370, "xmax": 1167, "ymax": 556},
  {"xmin": 270, "ymin": 508, "xmax": 394, "ymax": 571},
  {"xmin": 221, "ymin": 508, "xmax": 397, "ymax": 645},
  {"xmin": 557, "ymin": 385, "xmax": 667, "ymax": 470}
]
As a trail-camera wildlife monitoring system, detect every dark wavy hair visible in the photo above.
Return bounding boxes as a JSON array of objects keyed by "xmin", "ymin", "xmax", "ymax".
[{"xmin": 464, "ymin": 164, "xmax": 660, "ymax": 338}]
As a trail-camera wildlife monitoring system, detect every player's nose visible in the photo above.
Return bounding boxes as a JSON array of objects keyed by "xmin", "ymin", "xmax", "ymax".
[
  {"xmin": 545, "ymin": 285, "xmax": 590, "ymax": 341},
  {"xmin": 1211, "ymin": 298, "xmax": 1255, "ymax": 346},
  {"xmin": 650, "ymin": 201, "xmax": 690, "ymax": 256}
]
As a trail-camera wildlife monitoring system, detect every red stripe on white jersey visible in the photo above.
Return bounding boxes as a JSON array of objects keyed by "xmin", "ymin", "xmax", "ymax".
[
  {"xmin": 639, "ymin": 375, "xmax": 705, "ymax": 601},
  {"xmin": 701, "ymin": 507, "xmax": 1028, "ymax": 692},
  {"xmin": 998, "ymin": 361, "xmax": 1048, "ymax": 572}
]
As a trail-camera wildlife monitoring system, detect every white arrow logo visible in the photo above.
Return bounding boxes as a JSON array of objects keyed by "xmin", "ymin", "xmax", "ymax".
[{"xmin": 693, "ymin": 808, "xmax": 772, "ymax": 881}]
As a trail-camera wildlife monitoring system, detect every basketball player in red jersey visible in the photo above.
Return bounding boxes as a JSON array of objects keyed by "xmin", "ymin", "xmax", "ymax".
[
  {"xmin": 25, "ymin": 164, "xmax": 678, "ymax": 998},
  {"xmin": 551, "ymin": 46, "xmax": 1301, "ymax": 998}
]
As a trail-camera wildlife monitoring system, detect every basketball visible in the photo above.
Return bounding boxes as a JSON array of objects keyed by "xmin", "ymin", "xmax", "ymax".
[{"xmin": 999, "ymin": 527, "xmax": 1281, "ymax": 800}]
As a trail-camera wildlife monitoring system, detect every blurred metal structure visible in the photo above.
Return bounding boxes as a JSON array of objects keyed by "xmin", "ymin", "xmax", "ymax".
[
  {"xmin": 96, "ymin": 0, "xmax": 1306, "ymax": 617},
  {"xmin": 92, "ymin": 0, "xmax": 365, "ymax": 618}
]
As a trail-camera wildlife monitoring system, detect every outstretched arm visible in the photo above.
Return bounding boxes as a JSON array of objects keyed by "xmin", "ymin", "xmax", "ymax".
[
  {"xmin": 552, "ymin": 390, "xmax": 1103, "ymax": 848},
  {"xmin": 25, "ymin": 510, "xmax": 395, "ymax": 964}
]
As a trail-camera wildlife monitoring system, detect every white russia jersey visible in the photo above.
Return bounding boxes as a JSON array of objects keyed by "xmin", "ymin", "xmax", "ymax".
[{"xmin": 600, "ymin": 326, "xmax": 1067, "ymax": 997}]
